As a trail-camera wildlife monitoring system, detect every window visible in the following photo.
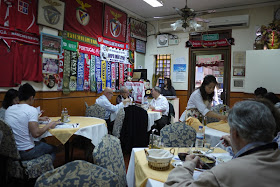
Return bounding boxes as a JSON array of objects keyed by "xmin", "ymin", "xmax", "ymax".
[{"xmin": 155, "ymin": 54, "xmax": 171, "ymax": 87}]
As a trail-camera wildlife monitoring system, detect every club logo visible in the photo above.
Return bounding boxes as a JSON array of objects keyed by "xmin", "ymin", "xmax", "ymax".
[
  {"xmin": 109, "ymin": 10, "xmax": 122, "ymax": 38},
  {"xmin": 43, "ymin": 0, "xmax": 62, "ymax": 25},
  {"xmin": 76, "ymin": 0, "xmax": 91, "ymax": 26}
]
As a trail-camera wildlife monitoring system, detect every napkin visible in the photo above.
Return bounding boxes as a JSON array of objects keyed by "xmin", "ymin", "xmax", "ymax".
[
  {"xmin": 55, "ymin": 123, "xmax": 80, "ymax": 129},
  {"xmin": 186, "ymin": 117, "xmax": 205, "ymax": 132},
  {"xmin": 207, "ymin": 121, "xmax": 230, "ymax": 133}
]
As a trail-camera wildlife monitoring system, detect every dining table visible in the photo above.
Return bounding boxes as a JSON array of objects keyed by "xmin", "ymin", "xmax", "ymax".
[
  {"xmin": 38, "ymin": 116, "xmax": 108, "ymax": 162},
  {"xmin": 127, "ymin": 147, "xmax": 231, "ymax": 187}
]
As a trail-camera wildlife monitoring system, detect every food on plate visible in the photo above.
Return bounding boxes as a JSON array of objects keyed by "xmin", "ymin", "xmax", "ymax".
[{"xmin": 193, "ymin": 150, "xmax": 203, "ymax": 154}]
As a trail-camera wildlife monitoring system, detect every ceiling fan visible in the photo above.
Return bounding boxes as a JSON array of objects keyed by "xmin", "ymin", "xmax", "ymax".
[{"xmin": 171, "ymin": 0, "xmax": 215, "ymax": 31}]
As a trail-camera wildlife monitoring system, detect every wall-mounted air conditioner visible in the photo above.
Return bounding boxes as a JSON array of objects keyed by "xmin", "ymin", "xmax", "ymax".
[{"xmin": 207, "ymin": 15, "xmax": 249, "ymax": 29}]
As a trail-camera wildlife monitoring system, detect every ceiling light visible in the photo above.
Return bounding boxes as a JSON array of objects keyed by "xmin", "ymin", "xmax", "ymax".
[{"xmin": 143, "ymin": 0, "xmax": 163, "ymax": 7}]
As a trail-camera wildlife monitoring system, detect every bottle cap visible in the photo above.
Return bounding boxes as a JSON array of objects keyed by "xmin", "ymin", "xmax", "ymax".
[{"xmin": 199, "ymin": 126, "xmax": 203, "ymax": 128}]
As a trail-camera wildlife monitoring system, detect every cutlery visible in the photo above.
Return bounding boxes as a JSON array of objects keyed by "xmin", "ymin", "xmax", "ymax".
[{"xmin": 205, "ymin": 140, "xmax": 223, "ymax": 154}]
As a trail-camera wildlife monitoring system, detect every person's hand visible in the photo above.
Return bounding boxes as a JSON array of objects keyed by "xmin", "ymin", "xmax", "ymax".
[
  {"xmin": 220, "ymin": 115, "xmax": 228, "ymax": 122},
  {"xmin": 122, "ymin": 98, "xmax": 131, "ymax": 105},
  {"xmin": 149, "ymin": 106, "xmax": 155, "ymax": 110},
  {"xmin": 221, "ymin": 135, "xmax": 231, "ymax": 147},
  {"xmin": 39, "ymin": 116, "xmax": 49, "ymax": 121},
  {"xmin": 185, "ymin": 154, "xmax": 203, "ymax": 169},
  {"xmin": 48, "ymin": 121, "xmax": 59, "ymax": 129}
]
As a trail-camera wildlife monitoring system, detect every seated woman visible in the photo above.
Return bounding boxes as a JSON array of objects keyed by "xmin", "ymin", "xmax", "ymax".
[
  {"xmin": 264, "ymin": 92, "xmax": 280, "ymax": 110},
  {"xmin": 179, "ymin": 75, "xmax": 227, "ymax": 122},
  {"xmin": 0, "ymin": 89, "xmax": 19, "ymax": 120},
  {"xmin": 161, "ymin": 77, "xmax": 176, "ymax": 96}
]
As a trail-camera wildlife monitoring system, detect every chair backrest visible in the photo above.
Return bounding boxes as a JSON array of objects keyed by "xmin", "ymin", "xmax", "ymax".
[
  {"xmin": 93, "ymin": 134, "xmax": 127, "ymax": 187},
  {"xmin": 0, "ymin": 119, "xmax": 21, "ymax": 159},
  {"xmin": 160, "ymin": 122, "xmax": 196, "ymax": 147},
  {"xmin": 120, "ymin": 105, "xmax": 149, "ymax": 153},
  {"xmin": 168, "ymin": 102, "xmax": 175, "ymax": 118},
  {"xmin": 112, "ymin": 108, "xmax": 125, "ymax": 138},
  {"xmin": 208, "ymin": 104, "xmax": 230, "ymax": 123},
  {"xmin": 85, "ymin": 103, "xmax": 106, "ymax": 119},
  {"xmin": 35, "ymin": 160, "xmax": 119, "ymax": 187}
]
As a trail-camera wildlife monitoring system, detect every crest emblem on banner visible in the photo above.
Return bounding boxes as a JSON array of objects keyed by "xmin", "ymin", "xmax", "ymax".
[
  {"xmin": 110, "ymin": 10, "xmax": 122, "ymax": 38},
  {"xmin": 76, "ymin": 0, "xmax": 91, "ymax": 26},
  {"xmin": 43, "ymin": 0, "xmax": 63, "ymax": 25}
]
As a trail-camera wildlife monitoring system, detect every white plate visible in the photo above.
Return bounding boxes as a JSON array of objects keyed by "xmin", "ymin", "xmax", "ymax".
[{"xmin": 172, "ymin": 161, "xmax": 184, "ymax": 167}]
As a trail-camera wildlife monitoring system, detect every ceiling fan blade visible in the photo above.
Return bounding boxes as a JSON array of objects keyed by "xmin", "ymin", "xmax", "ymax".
[
  {"xmin": 173, "ymin": 7, "xmax": 184, "ymax": 17},
  {"xmin": 194, "ymin": 17, "xmax": 210, "ymax": 23}
]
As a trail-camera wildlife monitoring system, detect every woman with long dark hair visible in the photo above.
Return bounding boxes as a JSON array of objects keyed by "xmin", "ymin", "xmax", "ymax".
[
  {"xmin": 0, "ymin": 89, "xmax": 19, "ymax": 119},
  {"xmin": 161, "ymin": 77, "xmax": 176, "ymax": 96},
  {"xmin": 180, "ymin": 75, "xmax": 227, "ymax": 122}
]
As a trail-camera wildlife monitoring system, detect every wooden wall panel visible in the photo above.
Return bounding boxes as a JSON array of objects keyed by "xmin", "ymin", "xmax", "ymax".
[{"xmin": 176, "ymin": 90, "xmax": 188, "ymax": 117}]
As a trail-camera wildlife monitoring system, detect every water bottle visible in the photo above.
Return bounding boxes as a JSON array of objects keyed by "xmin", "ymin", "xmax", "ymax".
[
  {"xmin": 195, "ymin": 126, "xmax": 204, "ymax": 151},
  {"xmin": 61, "ymin": 108, "xmax": 65, "ymax": 122},
  {"xmin": 64, "ymin": 108, "xmax": 68, "ymax": 122}
]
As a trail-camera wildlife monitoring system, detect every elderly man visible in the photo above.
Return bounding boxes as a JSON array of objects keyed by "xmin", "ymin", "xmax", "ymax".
[
  {"xmin": 96, "ymin": 87, "xmax": 130, "ymax": 133},
  {"xmin": 5, "ymin": 83, "xmax": 59, "ymax": 162},
  {"xmin": 116, "ymin": 86, "xmax": 132, "ymax": 105},
  {"xmin": 165, "ymin": 100, "xmax": 280, "ymax": 187},
  {"xmin": 150, "ymin": 86, "xmax": 169, "ymax": 132}
]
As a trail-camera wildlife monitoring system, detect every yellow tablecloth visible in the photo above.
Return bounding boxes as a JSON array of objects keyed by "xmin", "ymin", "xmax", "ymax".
[
  {"xmin": 186, "ymin": 117, "xmax": 205, "ymax": 132},
  {"xmin": 135, "ymin": 147, "xmax": 226, "ymax": 187},
  {"xmin": 40, "ymin": 117, "xmax": 106, "ymax": 144},
  {"xmin": 207, "ymin": 121, "xmax": 230, "ymax": 133}
]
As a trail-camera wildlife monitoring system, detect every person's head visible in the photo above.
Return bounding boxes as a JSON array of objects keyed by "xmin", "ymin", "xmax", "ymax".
[
  {"xmin": 254, "ymin": 98, "xmax": 280, "ymax": 136},
  {"xmin": 104, "ymin": 87, "xmax": 114, "ymax": 100},
  {"xmin": 254, "ymin": 87, "xmax": 267, "ymax": 98},
  {"xmin": 164, "ymin": 77, "xmax": 172, "ymax": 90},
  {"xmin": 199, "ymin": 75, "xmax": 217, "ymax": 101},
  {"xmin": 18, "ymin": 83, "xmax": 36, "ymax": 105},
  {"xmin": 264, "ymin": 92, "xmax": 280, "ymax": 104},
  {"xmin": 152, "ymin": 86, "xmax": 161, "ymax": 99},
  {"xmin": 120, "ymin": 87, "xmax": 130, "ymax": 99},
  {"xmin": 2, "ymin": 89, "xmax": 19, "ymax": 109},
  {"xmin": 228, "ymin": 100, "xmax": 276, "ymax": 152}
]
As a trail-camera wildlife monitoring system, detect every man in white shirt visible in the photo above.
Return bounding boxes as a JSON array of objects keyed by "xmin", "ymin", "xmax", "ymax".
[
  {"xmin": 149, "ymin": 86, "xmax": 169, "ymax": 132},
  {"xmin": 5, "ymin": 83, "xmax": 59, "ymax": 162},
  {"xmin": 95, "ymin": 87, "xmax": 130, "ymax": 133}
]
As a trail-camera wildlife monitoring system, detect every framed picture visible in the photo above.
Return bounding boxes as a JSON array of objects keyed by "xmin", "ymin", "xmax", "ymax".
[
  {"xmin": 233, "ymin": 66, "xmax": 245, "ymax": 76},
  {"xmin": 233, "ymin": 79, "xmax": 244, "ymax": 88},
  {"xmin": 40, "ymin": 33, "xmax": 62, "ymax": 55},
  {"xmin": 37, "ymin": 0, "xmax": 65, "ymax": 30},
  {"xmin": 130, "ymin": 17, "xmax": 147, "ymax": 41},
  {"xmin": 103, "ymin": 3, "xmax": 127, "ymax": 42},
  {"xmin": 136, "ymin": 39, "xmax": 146, "ymax": 54}
]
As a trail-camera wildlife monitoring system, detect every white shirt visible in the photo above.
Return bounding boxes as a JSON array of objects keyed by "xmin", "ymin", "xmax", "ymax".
[
  {"xmin": 95, "ymin": 95, "xmax": 124, "ymax": 120},
  {"xmin": 5, "ymin": 104, "xmax": 38, "ymax": 151},
  {"xmin": 187, "ymin": 89, "xmax": 211, "ymax": 116},
  {"xmin": 150, "ymin": 94, "xmax": 169, "ymax": 116}
]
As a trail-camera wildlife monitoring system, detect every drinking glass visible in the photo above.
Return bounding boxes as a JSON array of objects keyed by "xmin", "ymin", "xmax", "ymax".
[{"xmin": 178, "ymin": 147, "xmax": 189, "ymax": 161}]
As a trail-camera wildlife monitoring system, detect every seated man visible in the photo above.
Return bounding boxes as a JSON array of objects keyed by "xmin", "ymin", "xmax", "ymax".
[
  {"xmin": 116, "ymin": 86, "xmax": 133, "ymax": 105},
  {"xmin": 96, "ymin": 87, "xmax": 130, "ymax": 133},
  {"xmin": 5, "ymin": 83, "xmax": 59, "ymax": 162},
  {"xmin": 165, "ymin": 100, "xmax": 280, "ymax": 187},
  {"xmin": 149, "ymin": 86, "xmax": 169, "ymax": 132}
]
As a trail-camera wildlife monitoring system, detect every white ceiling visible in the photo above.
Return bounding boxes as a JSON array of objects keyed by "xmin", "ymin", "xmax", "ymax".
[{"xmin": 100, "ymin": 0, "xmax": 280, "ymax": 21}]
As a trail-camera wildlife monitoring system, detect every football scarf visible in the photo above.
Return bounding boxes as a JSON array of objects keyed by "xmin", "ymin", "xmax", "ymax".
[
  {"xmin": 111, "ymin": 62, "xmax": 116, "ymax": 91},
  {"xmin": 95, "ymin": 56, "xmax": 102, "ymax": 93},
  {"xmin": 101, "ymin": 60, "xmax": 106, "ymax": 91},
  {"xmin": 69, "ymin": 51, "xmax": 77, "ymax": 91},
  {"xmin": 83, "ymin": 53, "xmax": 90, "ymax": 91},
  {"xmin": 57, "ymin": 50, "xmax": 64, "ymax": 91},
  {"xmin": 90, "ymin": 55, "xmax": 96, "ymax": 92},
  {"xmin": 77, "ymin": 53, "xmax": 85, "ymax": 91},
  {"xmin": 62, "ymin": 50, "xmax": 71, "ymax": 94},
  {"xmin": 106, "ymin": 61, "xmax": 111, "ymax": 88}
]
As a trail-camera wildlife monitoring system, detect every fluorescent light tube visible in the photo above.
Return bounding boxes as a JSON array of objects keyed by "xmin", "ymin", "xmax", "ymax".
[{"xmin": 143, "ymin": 0, "xmax": 163, "ymax": 7}]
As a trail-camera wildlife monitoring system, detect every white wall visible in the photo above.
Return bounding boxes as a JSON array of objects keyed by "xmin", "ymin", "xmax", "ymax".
[{"xmin": 144, "ymin": 5, "xmax": 278, "ymax": 92}]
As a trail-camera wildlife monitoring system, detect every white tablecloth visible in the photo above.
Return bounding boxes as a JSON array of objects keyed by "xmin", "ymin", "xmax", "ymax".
[
  {"xmin": 147, "ymin": 111, "xmax": 161, "ymax": 131},
  {"xmin": 205, "ymin": 126, "xmax": 229, "ymax": 149},
  {"xmin": 38, "ymin": 116, "xmax": 108, "ymax": 146}
]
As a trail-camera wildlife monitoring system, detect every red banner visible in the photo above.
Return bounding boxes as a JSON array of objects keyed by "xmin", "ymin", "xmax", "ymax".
[
  {"xmin": 63, "ymin": 0, "xmax": 103, "ymax": 38},
  {"xmin": 98, "ymin": 36, "xmax": 128, "ymax": 50},
  {"xmin": 103, "ymin": 4, "xmax": 127, "ymax": 43},
  {"xmin": 0, "ymin": 26, "xmax": 39, "ymax": 45},
  {"xmin": 186, "ymin": 38, "xmax": 234, "ymax": 48},
  {"xmin": 78, "ymin": 42, "xmax": 100, "ymax": 56}
]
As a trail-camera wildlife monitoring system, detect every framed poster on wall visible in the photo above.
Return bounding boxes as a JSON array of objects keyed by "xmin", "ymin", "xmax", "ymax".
[
  {"xmin": 40, "ymin": 33, "xmax": 62, "ymax": 55},
  {"xmin": 130, "ymin": 17, "xmax": 147, "ymax": 41},
  {"xmin": 103, "ymin": 4, "xmax": 127, "ymax": 42},
  {"xmin": 37, "ymin": 0, "xmax": 65, "ymax": 30},
  {"xmin": 136, "ymin": 39, "xmax": 146, "ymax": 54}
]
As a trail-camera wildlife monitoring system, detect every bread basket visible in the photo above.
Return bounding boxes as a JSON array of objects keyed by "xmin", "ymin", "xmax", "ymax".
[{"xmin": 145, "ymin": 148, "xmax": 174, "ymax": 171}]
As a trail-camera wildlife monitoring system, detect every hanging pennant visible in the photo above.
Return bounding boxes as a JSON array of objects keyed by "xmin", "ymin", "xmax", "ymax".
[
  {"xmin": 95, "ymin": 56, "xmax": 102, "ymax": 93},
  {"xmin": 111, "ymin": 62, "xmax": 116, "ymax": 91},
  {"xmin": 62, "ymin": 50, "xmax": 71, "ymax": 94},
  {"xmin": 77, "ymin": 53, "xmax": 85, "ymax": 91},
  {"xmin": 101, "ymin": 60, "xmax": 106, "ymax": 90},
  {"xmin": 57, "ymin": 50, "xmax": 64, "ymax": 91},
  {"xmin": 69, "ymin": 51, "xmax": 78, "ymax": 91},
  {"xmin": 106, "ymin": 61, "xmax": 111, "ymax": 88},
  {"xmin": 115, "ymin": 62, "xmax": 119, "ymax": 91},
  {"xmin": 90, "ymin": 55, "xmax": 96, "ymax": 92},
  {"xmin": 83, "ymin": 54, "xmax": 90, "ymax": 91}
]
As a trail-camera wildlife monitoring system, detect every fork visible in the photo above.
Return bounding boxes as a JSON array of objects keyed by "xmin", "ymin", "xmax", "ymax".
[{"xmin": 205, "ymin": 140, "xmax": 223, "ymax": 154}]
